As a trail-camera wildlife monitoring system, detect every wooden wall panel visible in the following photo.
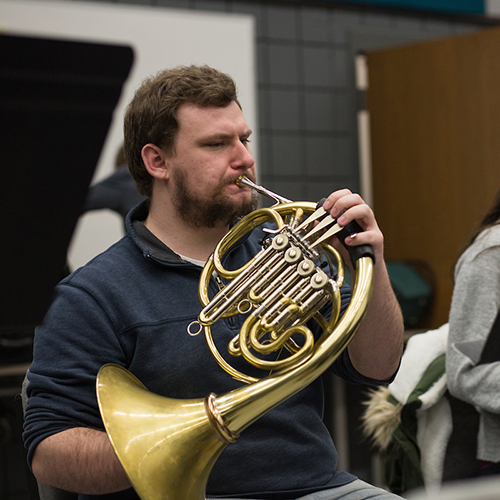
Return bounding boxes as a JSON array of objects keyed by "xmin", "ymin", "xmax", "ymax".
[{"xmin": 367, "ymin": 27, "xmax": 500, "ymax": 328}]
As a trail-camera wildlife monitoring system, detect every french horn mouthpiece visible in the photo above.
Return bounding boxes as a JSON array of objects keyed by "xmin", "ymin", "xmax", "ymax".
[{"xmin": 236, "ymin": 175, "xmax": 292, "ymax": 204}]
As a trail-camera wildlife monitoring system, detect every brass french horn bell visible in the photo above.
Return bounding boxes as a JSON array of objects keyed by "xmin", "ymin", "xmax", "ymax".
[{"xmin": 96, "ymin": 176, "xmax": 375, "ymax": 500}]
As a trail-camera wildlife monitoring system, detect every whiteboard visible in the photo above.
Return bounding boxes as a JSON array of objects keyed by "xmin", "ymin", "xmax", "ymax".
[{"xmin": 0, "ymin": 0, "xmax": 256, "ymax": 269}]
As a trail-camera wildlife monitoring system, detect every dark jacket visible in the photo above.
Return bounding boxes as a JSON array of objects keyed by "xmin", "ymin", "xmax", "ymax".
[{"xmin": 24, "ymin": 201, "xmax": 383, "ymax": 500}]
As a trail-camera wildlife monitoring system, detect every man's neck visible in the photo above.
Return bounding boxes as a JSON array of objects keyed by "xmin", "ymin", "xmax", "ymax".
[{"xmin": 144, "ymin": 203, "xmax": 229, "ymax": 262}]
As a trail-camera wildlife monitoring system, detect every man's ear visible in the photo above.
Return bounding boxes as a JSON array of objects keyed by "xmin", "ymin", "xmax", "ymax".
[{"xmin": 141, "ymin": 144, "xmax": 170, "ymax": 180}]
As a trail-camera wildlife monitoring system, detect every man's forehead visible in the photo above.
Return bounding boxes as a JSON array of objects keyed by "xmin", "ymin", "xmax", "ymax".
[
  {"xmin": 177, "ymin": 101, "xmax": 238, "ymax": 118},
  {"xmin": 177, "ymin": 101, "xmax": 250, "ymax": 135}
]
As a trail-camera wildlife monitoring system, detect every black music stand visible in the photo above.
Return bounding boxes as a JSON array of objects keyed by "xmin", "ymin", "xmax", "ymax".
[{"xmin": 0, "ymin": 34, "xmax": 134, "ymax": 363}]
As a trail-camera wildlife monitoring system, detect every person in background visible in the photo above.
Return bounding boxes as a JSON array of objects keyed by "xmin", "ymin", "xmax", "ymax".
[
  {"xmin": 23, "ymin": 65, "xmax": 404, "ymax": 500},
  {"xmin": 447, "ymin": 189, "xmax": 500, "ymax": 477},
  {"xmin": 82, "ymin": 144, "xmax": 144, "ymax": 223}
]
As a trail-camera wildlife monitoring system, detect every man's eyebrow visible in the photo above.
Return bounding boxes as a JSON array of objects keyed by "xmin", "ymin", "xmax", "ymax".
[
  {"xmin": 200, "ymin": 129, "xmax": 253, "ymax": 142},
  {"xmin": 200, "ymin": 133, "xmax": 231, "ymax": 142}
]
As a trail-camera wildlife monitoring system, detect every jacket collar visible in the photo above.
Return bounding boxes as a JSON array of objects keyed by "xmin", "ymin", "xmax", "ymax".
[{"xmin": 125, "ymin": 200, "xmax": 254, "ymax": 266}]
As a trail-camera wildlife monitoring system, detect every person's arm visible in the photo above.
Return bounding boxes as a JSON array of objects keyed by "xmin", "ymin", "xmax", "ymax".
[
  {"xmin": 32, "ymin": 428, "xmax": 131, "ymax": 494},
  {"xmin": 323, "ymin": 190, "xmax": 404, "ymax": 382},
  {"xmin": 446, "ymin": 241, "xmax": 500, "ymax": 413},
  {"xmin": 24, "ymin": 278, "xmax": 132, "ymax": 495}
]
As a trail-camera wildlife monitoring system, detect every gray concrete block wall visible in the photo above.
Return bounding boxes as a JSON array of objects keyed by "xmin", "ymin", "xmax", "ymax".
[{"xmin": 59, "ymin": 0, "xmax": 486, "ymax": 203}]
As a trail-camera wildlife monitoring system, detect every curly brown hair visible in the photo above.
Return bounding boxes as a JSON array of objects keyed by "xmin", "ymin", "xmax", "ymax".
[{"xmin": 123, "ymin": 65, "xmax": 241, "ymax": 199}]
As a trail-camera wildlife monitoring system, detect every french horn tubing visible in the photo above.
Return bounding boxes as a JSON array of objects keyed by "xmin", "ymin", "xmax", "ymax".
[{"xmin": 96, "ymin": 177, "xmax": 375, "ymax": 500}]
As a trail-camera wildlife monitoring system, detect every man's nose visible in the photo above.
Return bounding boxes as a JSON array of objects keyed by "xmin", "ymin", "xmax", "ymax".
[{"xmin": 230, "ymin": 142, "xmax": 255, "ymax": 170}]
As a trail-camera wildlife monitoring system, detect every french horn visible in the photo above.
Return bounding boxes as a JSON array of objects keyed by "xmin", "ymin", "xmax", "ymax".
[{"xmin": 96, "ymin": 177, "xmax": 375, "ymax": 500}]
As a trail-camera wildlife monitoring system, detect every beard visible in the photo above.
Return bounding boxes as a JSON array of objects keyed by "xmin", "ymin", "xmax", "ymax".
[{"xmin": 171, "ymin": 168, "xmax": 259, "ymax": 229}]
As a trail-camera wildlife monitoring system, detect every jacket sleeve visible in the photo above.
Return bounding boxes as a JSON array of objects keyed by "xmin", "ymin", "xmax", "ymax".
[
  {"xmin": 446, "ymin": 242, "xmax": 500, "ymax": 414},
  {"xmin": 23, "ymin": 281, "xmax": 127, "ymax": 467}
]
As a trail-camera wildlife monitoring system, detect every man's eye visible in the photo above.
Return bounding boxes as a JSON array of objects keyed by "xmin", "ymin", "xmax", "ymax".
[{"xmin": 241, "ymin": 138, "xmax": 251, "ymax": 146}]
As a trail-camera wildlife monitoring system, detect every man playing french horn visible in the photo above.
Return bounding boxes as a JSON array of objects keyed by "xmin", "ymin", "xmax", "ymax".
[{"xmin": 23, "ymin": 65, "xmax": 405, "ymax": 500}]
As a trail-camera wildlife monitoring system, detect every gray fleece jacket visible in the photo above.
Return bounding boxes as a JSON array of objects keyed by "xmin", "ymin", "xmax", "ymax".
[{"xmin": 446, "ymin": 225, "xmax": 500, "ymax": 463}]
